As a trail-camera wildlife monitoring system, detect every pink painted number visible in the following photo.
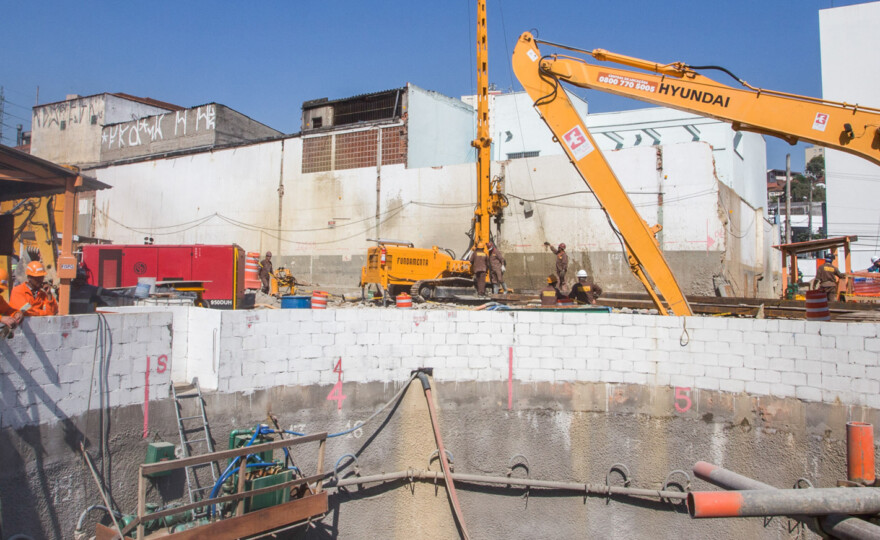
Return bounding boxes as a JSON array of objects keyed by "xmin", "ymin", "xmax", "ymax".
[{"xmin": 674, "ymin": 387, "xmax": 692, "ymax": 413}]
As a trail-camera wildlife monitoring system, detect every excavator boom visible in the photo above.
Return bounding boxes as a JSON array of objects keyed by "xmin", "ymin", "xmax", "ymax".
[
  {"xmin": 512, "ymin": 32, "xmax": 693, "ymax": 316},
  {"xmin": 534, "ymin": 38, "xmax": 880, "ymax": 166}
]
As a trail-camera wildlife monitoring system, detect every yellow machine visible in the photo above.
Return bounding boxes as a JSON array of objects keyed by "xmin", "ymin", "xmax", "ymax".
[
  {"xmin": 360, "ymin": 240, "xmax": 472, "ymax": 302},
  {"xmin": 1, "ymin": 196, "xmax": 60, "ymax": 299},
  {"xmin": 359, "ymin": 0, "xmax": 507, "ymax": 302},
  {"xmin": 512, "ymin": 32, "xmax": 880, "ymax": 315}
]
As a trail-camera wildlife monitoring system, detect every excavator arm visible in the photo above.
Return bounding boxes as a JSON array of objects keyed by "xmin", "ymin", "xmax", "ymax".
[
  {"xmin": 512, "ymin": 32, "xmax": 693, "ymax": 316},
  {"xmin": 521, "ymin": 34, "xmax": 880, "ymax": 166}
]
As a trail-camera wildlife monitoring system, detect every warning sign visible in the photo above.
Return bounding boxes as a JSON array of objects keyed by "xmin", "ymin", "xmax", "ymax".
[
  {"xmin": 812, "ymin": 112, "xmax": 829, "ymax": 132},
  {"xmin": 562, "ymin": 125, "xmax": 594, "ymax": 161}
]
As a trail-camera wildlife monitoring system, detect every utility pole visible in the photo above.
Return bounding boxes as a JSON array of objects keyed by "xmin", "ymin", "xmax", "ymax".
[
  {"xmin": 808, "ymin": 175, "xmax": 814, "ymax": 240},
  {"xmin": 785, "ymin": 154, "xmax": 792, "ymax": 244},
  {"xmin": 0, "ymin": 86, "xmax": 5, "ymax": 144}
]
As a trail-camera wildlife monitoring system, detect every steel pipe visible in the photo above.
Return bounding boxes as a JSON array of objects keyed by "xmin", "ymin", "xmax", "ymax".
[
  {"xmin": 693, "ymin": 461, "xmax": 880, "ymax": 539},
  {"xmin": 688, "ymin": 487, "xmax": 880, "ymax": 518},
  {"xmin": 847, "ymin": 422, "xmax": 876, "ymax": 485},
  {"xmin": 331, "ymin": 469, "xmax": 687, "ymax": 501}
]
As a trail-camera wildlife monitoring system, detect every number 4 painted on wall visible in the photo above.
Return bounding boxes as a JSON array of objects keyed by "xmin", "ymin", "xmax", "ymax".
[{"xmin": 327, "ymin": 358, "xmax": 346, "ymax": 410}]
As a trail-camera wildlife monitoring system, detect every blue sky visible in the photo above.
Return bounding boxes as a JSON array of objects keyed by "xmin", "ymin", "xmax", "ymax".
[{"xmin": 1, "ymin": 0, "xmax": 874, "ymax": 171}]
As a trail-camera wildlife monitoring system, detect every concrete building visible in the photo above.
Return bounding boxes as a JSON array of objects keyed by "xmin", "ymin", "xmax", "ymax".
[
  {"xmin": 82, "ymin": 85, "xmax": 776, "ymax": 298},
  {"xmin": 302, "ymin": 85, "xmax": 475, "ymax": 172},
  {"xmin": 820, "ymin": 2, "xmax": 880, "ymax": 271},
  {"xmin": 30, "ymin": 93, "xmax": 183, "ymax": 167},
  {"xmin": 100, "ymin": 103, "xmax": 282, "ymax": 163}
]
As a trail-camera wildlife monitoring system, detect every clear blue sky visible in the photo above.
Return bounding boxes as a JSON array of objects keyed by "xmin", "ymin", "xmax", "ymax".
[{"xmin": 1, "ymin": 0, "xmax": 874, "ymax": 171}]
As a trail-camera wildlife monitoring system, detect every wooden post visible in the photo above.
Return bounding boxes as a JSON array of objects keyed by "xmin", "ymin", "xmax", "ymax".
[
  {"xmin": 56, "ymin": 176, "xmax": 78, "ymax": 315},
  {"xmin": 315, "ymin": 439, "xmax": 326, "ymax": 493},
  {"xmin": 137, "ymin": 467, "xmax": 147, "ymax": 540},
  {"xmin": 236, "ymin": 457, "xmax": 247, "ymax": 516}
]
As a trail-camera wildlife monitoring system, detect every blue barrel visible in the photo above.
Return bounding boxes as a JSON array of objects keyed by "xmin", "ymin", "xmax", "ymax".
[{"xmin": 281, "ymin": 295, "xmax": 311, "ymax": 309}]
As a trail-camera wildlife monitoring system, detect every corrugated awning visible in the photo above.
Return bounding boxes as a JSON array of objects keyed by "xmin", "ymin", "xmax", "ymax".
[{"xmin": 0, "ymin": 144, "xmax": 110, "ymax": 202}]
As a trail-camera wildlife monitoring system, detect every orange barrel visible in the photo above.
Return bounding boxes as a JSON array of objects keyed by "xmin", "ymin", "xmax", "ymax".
[
  {"xmin": 847, "ymin": 422, "xmax": 876, "ymax": 485},
  {"xmin": 311, "ymin": 290, "xmax": 328, "ymax": 309},
  {"xmin": 396, "ymin": 293, "xmax": 412, "ymax": 309},
  {"xmin": 805, "ymin": 290, "xmax": 830, "ymax": 321},
  {"xmin": 245, "ymin": 252, "xmax": 261, "ymax": 290}
]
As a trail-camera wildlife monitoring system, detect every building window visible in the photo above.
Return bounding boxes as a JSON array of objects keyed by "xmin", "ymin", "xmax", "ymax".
[
  {"xmin": 312, "ymin": 117, "xmax": 322, "ymax": 128},
  {"xmin": 506, "ymin": 151, "xmax": 539, "ymax": 160},
  {"xmin": 60, "ymin": 121, "xmax": 66, "ymax": 131},
  {"xmin": 91, "ymin": 115, "xmax": 98, "ymax": 125}
]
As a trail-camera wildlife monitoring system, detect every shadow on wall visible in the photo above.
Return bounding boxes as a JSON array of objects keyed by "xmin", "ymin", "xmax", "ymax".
[{"xmin": 0, "ymin": 321, "xmax": 108, "ymax": 540}]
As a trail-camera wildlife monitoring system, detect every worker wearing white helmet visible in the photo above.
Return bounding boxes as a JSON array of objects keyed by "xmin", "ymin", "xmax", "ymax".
[
  {"xmin": 869, "ymin": 256, "xmax": 880, "ymax": 273},
  {"xmin": 568, "ymin": 269, "xmax": 603, "ymax": 305}
]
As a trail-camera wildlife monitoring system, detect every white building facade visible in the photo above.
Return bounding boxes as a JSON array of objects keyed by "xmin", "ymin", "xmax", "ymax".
[{"xmin": 820, "ymin": 2, "xmax": 880, "ymax": 271}]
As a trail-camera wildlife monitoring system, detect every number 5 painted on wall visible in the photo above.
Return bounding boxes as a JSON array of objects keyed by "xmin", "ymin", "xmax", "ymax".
[{"xmin": 674, "ymin": 387, "xmax": 692, "ymax": 413}]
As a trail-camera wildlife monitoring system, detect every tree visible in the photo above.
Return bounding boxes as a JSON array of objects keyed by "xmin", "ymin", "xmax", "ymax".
[
  {"xmin": 804, "ymin": 155, "xmax": 825, "ymax": 202},
  {"xmin": 805, "ymin": 155, "xmax": 825, "ymax": 182}
]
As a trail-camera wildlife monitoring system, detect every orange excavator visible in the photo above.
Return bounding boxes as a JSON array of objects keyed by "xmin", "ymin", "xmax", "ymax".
[{"xmin": 511, "ymin": 32, "xmax": 880, "ymax": 315}]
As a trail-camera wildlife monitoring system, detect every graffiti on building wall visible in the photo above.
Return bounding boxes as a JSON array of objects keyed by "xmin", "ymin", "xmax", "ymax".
[
  {"xmin": 101, "ymin": 105, "xmax": 216, "ymax": 149},
  {"xmin": 32, "ymin": 99, "xmax": 102, "ymax": 129}
]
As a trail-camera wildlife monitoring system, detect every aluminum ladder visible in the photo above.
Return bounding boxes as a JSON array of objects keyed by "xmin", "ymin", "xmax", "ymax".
[{"xmin": 171, "ymin": 378, "xmax": 221, "ymax": 506}]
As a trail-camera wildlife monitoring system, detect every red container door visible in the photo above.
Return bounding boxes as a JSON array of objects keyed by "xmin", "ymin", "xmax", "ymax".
[
  {"xmin": 122, "ymin": 247, "xmax": 158, "ymax": 286},
  {"xmin": 193, "ymin": 245, "xmax": 232, "ymax": 305},
  {"xmin": 157, "ymin": 247, "xmax": 194, "ymax": 283}
]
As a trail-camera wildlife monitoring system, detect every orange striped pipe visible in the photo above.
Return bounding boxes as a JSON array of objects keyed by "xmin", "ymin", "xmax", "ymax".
[
  {"xmin": 687, "ymin": 491, "xmax": 744, "ymax": 518},
  {"xmin": 847, "ymin": 422, "xmax": 876, "ymax": 485}
]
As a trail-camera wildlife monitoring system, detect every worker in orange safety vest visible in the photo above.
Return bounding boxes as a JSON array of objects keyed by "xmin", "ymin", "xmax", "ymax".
[
  {"xmin": 10, "ymin": 261, "xmax": 58, "ymax": 316},
  {"xmin": 0, "ymin": 268, "xmax": 25, "ymax": 333}
]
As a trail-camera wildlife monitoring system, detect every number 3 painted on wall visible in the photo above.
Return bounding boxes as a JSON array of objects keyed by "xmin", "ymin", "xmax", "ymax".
[{"xmin": 674, "ymin": 387, "xmax": 692, "ymax": 413}]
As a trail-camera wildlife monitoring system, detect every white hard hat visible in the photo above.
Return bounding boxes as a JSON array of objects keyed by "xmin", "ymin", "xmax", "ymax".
[
  {"xmin": 873, "ymin": 257, "xmax": 879, "ymax": 263},
  {"xmin": 576, "ymin": 269, "xmax": 588, "ymax": 278}
]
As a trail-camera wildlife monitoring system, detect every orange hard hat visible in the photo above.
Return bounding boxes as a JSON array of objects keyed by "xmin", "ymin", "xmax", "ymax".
[
  {"xmin": 26, "ymin": 261, "xmax": 47, "ymax": 277},
  {"xmin": 547, "ymin": 274, "xmax": 558, "ymax": 284},
  {"xmin": 0, "ymin": 268, "xmax": 8, "ymax": 291}
]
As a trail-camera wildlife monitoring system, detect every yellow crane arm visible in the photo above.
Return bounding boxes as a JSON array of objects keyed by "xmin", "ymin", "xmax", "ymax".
[
  {"xmin": 512, "ymin": 32, "xmax": 693, "ymax": 316},
  {"xmin": 532, "ymin": 36, "xmax": 880, "ymax": 166}
]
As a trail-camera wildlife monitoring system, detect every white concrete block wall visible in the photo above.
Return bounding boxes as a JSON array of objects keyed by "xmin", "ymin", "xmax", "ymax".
[
  {"xmin": 0, "ymin": 312, "xmax": 173, "ymax": 429},
  {"xmin": 211, "ymin": 309, "xmax": 880, "ymax": 409},
  {"xmin": 4, "ymin": 306, "xmax": 879, "ymax": 430}
]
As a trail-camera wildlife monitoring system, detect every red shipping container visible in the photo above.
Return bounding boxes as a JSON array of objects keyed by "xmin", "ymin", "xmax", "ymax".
[{"xmin": 82, "ymin": 244, "xmax": 246, "ymax": 309}]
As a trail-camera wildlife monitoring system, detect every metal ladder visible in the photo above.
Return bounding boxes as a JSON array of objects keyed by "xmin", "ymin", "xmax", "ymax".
[{"xmin": 171, "ymin": 378, "xmax": 221, "ymax": 505}]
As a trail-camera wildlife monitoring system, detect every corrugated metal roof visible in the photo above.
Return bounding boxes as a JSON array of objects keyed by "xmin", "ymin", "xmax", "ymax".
[{"xmin": 302, "ymin": 87, "xmax": 406, "ymax": 110}]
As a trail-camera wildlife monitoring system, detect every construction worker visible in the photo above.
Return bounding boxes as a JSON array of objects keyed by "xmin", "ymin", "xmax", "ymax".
[
  {"xmin": 0, "ymin": 268, "xmax": 24, "ymax": 335},
  {"xmin": 488, "ymin": 241, "xmax": 507, "ymax": 293},
  {"xmin": 10, "ymin": 261, "xmax": 58, "ymax": 316},
  {"xmin": 70, "ymin": 266, "xmax": 107, "ymax": 314},
  {"xmin": 544, "ymin": 241, "xmax": 569, "ymax": 288},
  {"xmin": 540, "ymin": 274, "xmax": 565, "ymax": 306},
  {"xmin": 259, "ymin": 251, "xmax": 273, "ymax": 295},
  {"xmin": 469, "ymin": 242, "xmax": 489, "ymax": 296},
  {"xmin": 815, "ymin": 255, "xmax": 845, "ymax": 303},
  {"xmin": 868, "ymin": 256, "xmax": 880, "ymax": 273},
  {"xmin": 569, "ymin": 269, "xmax": 603, "ymax": 305}
]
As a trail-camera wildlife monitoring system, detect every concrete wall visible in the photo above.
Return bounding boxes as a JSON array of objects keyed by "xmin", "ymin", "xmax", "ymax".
[
  {"xmin": 31, "ymin": 94, "xmax": 172, "ymax": 167},
  {"xmin": 820, "ymin": 2, "xmax": 880, "ymax": 271},
  {"xmin": 89, "ymin": 134, "xmax": 773, "ymax": 296},
  {"xmin": 0, "ymin": 312, "xmax": 173, "ymax": 430},
  {"xmin": 207, "ymin": 308, "xmax": 880, "ymax": 407},
  {"xmin": 2, "ymin": 307, "xmax": 879, "ymax": 539},
  {"xmin": 407, "ymin": 84, "xmax": 476, "ymax": 168}
]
